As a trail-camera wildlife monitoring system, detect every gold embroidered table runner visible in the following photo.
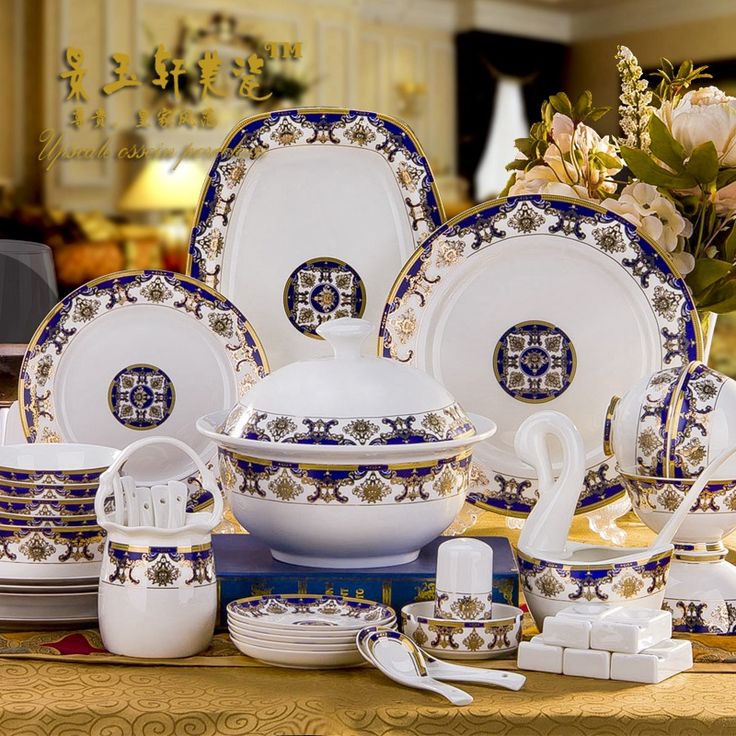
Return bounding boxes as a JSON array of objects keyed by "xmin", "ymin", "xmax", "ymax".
[{"xmin": 0, "ymin": 510, "xmax": 734, "ymax": 735}]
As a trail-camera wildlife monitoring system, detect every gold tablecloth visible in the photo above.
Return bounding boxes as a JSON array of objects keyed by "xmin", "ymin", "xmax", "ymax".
[{"xmin": 0, "ymin": 511, "xmax": 735, "ymax": 736}]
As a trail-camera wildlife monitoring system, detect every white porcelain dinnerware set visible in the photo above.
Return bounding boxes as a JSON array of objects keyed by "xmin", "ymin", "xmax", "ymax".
[{"xmin": 0, "ymin": 104, "xmax": 728, "ymax": 690}]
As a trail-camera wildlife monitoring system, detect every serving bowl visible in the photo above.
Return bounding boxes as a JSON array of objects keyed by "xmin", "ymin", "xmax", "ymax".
[
  {"xmin": 605, "ymin": 362, "xmax": 736, "ymax": 479},
  {"xmin": 401, "ymin": 601, "xmax": 523, "ymax": 660},
  {"xmin": 198, "ymin": 318, "xmax": 496, "ymax": 568},
  {"xmin": 517, "ymin": 545, "xmax": 673, "ymax": 624}
]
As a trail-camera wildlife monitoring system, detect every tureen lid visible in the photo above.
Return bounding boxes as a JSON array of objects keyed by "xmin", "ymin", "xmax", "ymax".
[{"xmin": 220, "ymin": 318, "xmax": 475, "ymax": 446}]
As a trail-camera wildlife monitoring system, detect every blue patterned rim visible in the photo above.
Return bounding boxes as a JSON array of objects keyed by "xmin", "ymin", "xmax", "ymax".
[
  {"xmin": 379, "ymin": 195, "xmax": 702, "ymax": 517},
  {"xmin": 187, "ymin": 108, "xmax": 444, "ymax": 283},
  {"xmin": 19, "ymin": 270, "xmax": 269, "ymax": 450}
]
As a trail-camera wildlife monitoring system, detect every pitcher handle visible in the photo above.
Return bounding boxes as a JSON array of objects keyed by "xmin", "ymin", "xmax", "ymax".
[{"xmin": 95, "ymin": 437, "xmax": 223, "ymax": 531}]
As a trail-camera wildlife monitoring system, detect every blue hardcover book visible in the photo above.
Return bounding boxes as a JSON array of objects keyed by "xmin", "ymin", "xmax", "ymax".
[{"xmin": 213, "ymin": 534, "xmax": 518, "ymax": 627}]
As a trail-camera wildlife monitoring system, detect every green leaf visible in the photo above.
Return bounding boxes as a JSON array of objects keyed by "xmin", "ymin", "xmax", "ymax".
[
  {"xmin": 717, "ymin": 169, "xmax": 736, "ymax": 188},
  {"xmin": 647, "ymin": 115, "xmax": 685, "ymax": 172},
  {"xmin": 594, "ymin": 152, "xmax": 622, "ymax": 170},
  {"xmin": 573, "ymin": 91, "xmax": 593, "ymax": 120},
  {"xmin": 587, "ymin": 106, "xmax": 611, "ymax": 122},
  {"xmin": 688, "ymin": 258, "xmax": 733, "ymax": 296},
  {"xmin": 620, "ymin": 146, "xmax": 697, "ymax": 189},
  {"xmin": 696, "ymin": 277, "xmax": 736, "ymax": 313},
  {"xmin": 685, "ymin": 141, "xmax": 720, "ymax": 185},
  {"xmin": 725, "ymin": 224, "xmax": 736, "ymax": 262},
  {"xmin": 548, "ymin": 92, "xmax": 573, "ymax": 117}
]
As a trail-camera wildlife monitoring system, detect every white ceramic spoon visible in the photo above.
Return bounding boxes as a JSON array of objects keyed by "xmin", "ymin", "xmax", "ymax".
[
  {"xmin": 358, "ymin": 627, "xmax": 525, "ymax": 693},
  {"xmin": 168, "ymin": 480, "xmax": 188, "ymax": 528},
  {"xmin": 357, "ymin": 627, "xmax": 472, "ymax": 706},
  {"xmin": 151, "ymin": 484, "xmax": 171, "ymax": 528}
]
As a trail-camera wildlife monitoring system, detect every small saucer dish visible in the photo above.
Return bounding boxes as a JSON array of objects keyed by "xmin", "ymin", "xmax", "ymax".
[
  {"xmin": 227, "ymin": 594, "xmax": 395, "ymax": 669},
  {"xmin": 401, "ymin": 601, "xmax": 523, "ymax": 660}
]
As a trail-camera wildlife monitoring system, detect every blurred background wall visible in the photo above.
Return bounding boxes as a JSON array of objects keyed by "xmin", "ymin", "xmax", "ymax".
[{"xmin": 1, "ymin": 0, "xmax": 736, "ymax": 376}]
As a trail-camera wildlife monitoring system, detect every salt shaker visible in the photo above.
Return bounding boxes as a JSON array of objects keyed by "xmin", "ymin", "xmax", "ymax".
[{"xmin": 434, "ymin": 538, "xmax": 493, "ymax": 620}]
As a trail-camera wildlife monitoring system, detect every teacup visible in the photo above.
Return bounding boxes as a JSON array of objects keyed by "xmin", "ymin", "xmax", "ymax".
[{"xmin": 604, "ymin": 362, "xmax": 736, "ymax": 479}]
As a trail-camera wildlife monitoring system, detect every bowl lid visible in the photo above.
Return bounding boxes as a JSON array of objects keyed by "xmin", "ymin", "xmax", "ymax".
[{"xmin": 220, "ymin": 318, "xmax": 475, "ymax": 446}]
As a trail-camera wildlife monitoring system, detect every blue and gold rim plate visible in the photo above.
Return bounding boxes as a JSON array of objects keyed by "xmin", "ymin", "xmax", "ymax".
[
  {"xmin": 186, "ymin": 107, "xmax": 445, "ymax": 368},
  {"xmin": 19, "ymin": 270, "xmax": 269, "ymax": 486},
  {"xmin": 379, "ymin": 195, "xmax": 703, "ymax": 518}
]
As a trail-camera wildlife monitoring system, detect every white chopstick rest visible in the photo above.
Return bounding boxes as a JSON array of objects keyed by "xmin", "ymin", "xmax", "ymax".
[
  {"xmin": 562, "ymin": 647, "xmax": 611, "ymax": 679},
  {"xmin": 517, "ymin": 635, "xmax": 563, "ymax": 674},
  {"xmin": 543, "ymin": 603, "xmax": 620, "ymax": 649},
  {"xmin": 610, "ymin": 639, "xmax": 693, "ymax": 684},
  {"xmin": 591, "ymin": 609, "xmax": 672, "ymax": 654}
]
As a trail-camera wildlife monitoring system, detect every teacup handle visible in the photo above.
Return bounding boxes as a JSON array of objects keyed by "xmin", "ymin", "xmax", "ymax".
[{"xmin": 95, "ymin": 436, "xmax": 223, "ymax": 531}]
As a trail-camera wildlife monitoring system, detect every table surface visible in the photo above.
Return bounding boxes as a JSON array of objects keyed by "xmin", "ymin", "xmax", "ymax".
[{"xmin": 0, "ymin": 511, "xmax": 735, "ymax": 736}]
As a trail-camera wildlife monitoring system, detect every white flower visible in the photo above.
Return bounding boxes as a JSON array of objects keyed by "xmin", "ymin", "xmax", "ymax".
[
  {"xmin": 601, "ymin": 182, "xmax": 693, "ymax": 256},
  {"xmin": 509, "ymin": 114, "xmax": 622, "ymax": 200},
  {"xmin": 508, "ymin": 165, "xmax": 589, "ymax": 200},
  {"xmin": 658, "ymin": 86, "xmax": 736, "ymax": 166}
]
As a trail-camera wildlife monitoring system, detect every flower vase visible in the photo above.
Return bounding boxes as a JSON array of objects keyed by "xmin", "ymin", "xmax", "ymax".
[{"xmin": 699, "ymin": 310, "xmax": 718, "ymax": 365}]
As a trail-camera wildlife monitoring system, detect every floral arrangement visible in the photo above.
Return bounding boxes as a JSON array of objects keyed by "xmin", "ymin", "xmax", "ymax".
[{"xmin": 504, "ymin": 47, "xmax": 736, "ymax": 315}]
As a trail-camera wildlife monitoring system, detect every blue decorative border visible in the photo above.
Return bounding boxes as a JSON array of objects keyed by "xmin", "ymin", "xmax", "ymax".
[
  {"xmin": 187, "ymin": 108, "xmax": 444, "ymax": 289},
  {"xmin": 379, "ymin": 195, "xmax": 702, "ymax": 517}
]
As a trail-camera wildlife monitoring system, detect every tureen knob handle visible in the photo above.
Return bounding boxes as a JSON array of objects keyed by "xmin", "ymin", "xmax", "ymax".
[{"xmin": 317, "ymin": 317, "xmax": 373, "ymax": 359}]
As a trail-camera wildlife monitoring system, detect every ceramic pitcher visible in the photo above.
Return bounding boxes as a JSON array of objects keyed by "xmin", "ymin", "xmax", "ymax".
[{"xmin": 95, "ymin": 437, "xmax": 223, "ymax": 658}]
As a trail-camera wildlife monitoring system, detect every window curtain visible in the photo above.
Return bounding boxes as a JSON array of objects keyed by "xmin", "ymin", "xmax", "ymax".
[{"xmin": 456, "ymin": 31, "xmax": 567, "ymax": 201}]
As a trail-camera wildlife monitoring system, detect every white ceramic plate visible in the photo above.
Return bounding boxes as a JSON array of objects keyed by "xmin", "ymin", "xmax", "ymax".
[
  {"xmin": 231, "ymin": 637, "xmax": 364, "ymax": 669},
  {"xmin": 187, "ymin": 108, "xmax": 444, "ymax": 369},
  {"xmin": 380, "ymin": 196, "xmax": 702, "ymax": 517},
  {"xmin": 0, "ymin": 590, "xmax": 97, "ymax": 620},
  {"xmin": 228, "ymin": 630, "xmax": 358, "ymax": 653},
  {"xmin": 227, "ymin": 614, "xmax": 395, "ymax": 643},
  {"xmin": 19, "ymin": 270, "xmax": 268, "ymax": 483},
  {"xmin": 227, "ymin": 594, "xmax": 395, "ymax": 631}
]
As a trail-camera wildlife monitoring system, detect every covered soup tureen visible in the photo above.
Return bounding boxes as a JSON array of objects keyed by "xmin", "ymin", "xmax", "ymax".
[{"xmin": 197, "ymin": 318, "xmax": 496, "ymax": 568}]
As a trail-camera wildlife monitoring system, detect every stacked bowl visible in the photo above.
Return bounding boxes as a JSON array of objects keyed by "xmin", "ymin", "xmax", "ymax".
[
  {"xmin": 607, "ymin": 361, "xmax": 736, "ymax": 634},
  {"xmin": 227, "ymin": 594, "xmax": 396, "ymax": 668},
  {"xmin": 0, "ymin": 443, "xmax": 118, "ymax": 626}
]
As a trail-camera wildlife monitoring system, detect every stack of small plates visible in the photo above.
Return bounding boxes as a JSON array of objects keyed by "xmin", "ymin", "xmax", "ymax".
[
  {"xmin": 0, "ymin": 576, "xmax": 98, "ymax": 629},
  {"xmin": 227, "ymin": 594, "xmax": 396, "ymax": 669}
]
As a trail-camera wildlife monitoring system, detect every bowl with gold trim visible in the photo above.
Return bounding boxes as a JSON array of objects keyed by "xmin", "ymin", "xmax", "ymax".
[
  {"xmin": 517, "ymin": 545, "xmax": 672, "ymax": 625},
  {"xmin": 401, "ymin": 601, "xmax": 523, "ymax": 660},
  {"xmin": 198, "ymin": 318, "xmax": 496, "ymax": 569},
  {"xmin": 0, "ymin": 444, "xmax": 119, "ymax": 485},
  {"xmin": 0, "ymin": 524, "xmax": 105, "ymax": 579},
  {"xmin": 604, "ymin": 362, "xmax": 736, "ymax": 479},
  {"xmin": 0, "ymin": 495, "xmax": 97, "ymax": 516}
]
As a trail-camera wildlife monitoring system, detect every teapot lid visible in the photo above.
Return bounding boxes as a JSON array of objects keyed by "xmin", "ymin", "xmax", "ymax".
[{"xmin": 220, "ymin": 318, "xmax": 475, "ymax": 446}]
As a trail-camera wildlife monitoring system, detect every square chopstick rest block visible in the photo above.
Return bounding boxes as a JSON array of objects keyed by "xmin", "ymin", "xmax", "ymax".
[
  {"xmin": 517, "ymin": 635, "xmax": 563, "ymax": 674},
  {"xmin": 541, "ymin": 603, "xmax": 619, "ymax": 649},
  {"xmin": 562, "ymin": 647, "xmax": 611, "ymax": 680},
  {"xmin": 542, "ymin": 615, "xmax": 592, "ymax": 649},
  {"xmin": 610, "ymin": 639, "xmax": 693, "ymax": 684},
  {"xmin": 557, "ymin": 602, "xmax": 621, "ymax": 623},
  {"xmin": 590, "ymin": 609, "xmax": 672, "ymax": 654}
]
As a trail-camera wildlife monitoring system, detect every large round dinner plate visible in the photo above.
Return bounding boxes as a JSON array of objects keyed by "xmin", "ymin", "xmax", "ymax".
[
  {"xmin": 20, "ymin": 270, "xmax": 268, "ymax": 484},
  {"xmin": 379, "ymin": 195, "xmax": 703, "ymax": 517},
  {"xmin": 187, "ymin": 107, "xmax": 444, "ymax": 369}
]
